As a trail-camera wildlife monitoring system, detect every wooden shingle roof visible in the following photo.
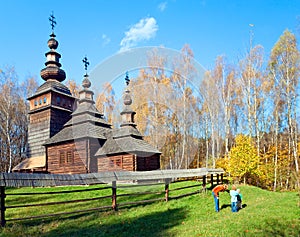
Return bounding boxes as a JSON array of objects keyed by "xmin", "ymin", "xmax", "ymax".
[
  {"xmin": 44, "ymin": 75, "xmax": 112, "ymax": 146},
  {"xmin": 95, "ymin": 127, "xmax": 161, "ymax": 157},
  {"xmin": 28, "ymin": 80, "xmax": 72, "ymax": 99},
  {"xmin": 44, "ymin": 123, "xmax": 110, "ymax": 145}
]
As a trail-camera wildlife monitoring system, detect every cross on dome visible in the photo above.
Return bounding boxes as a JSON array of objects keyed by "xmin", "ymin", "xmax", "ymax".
[
  {"xmin": 125, "ymin": 71, "xmax": 130, "ymax": 86},
  {"xmin": 82, "ymin": 56, "xmax": 91, "ymax": 89},
  {"xmin": 82, "ymin": 56, "xmax": 90, "ymax": 74},
  {"xmin": 49, "ymin": 12, "xmax": 56, "ymax": 32}
]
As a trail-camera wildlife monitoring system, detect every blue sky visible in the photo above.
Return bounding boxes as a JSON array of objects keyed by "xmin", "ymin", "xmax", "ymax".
[{"xmin": 1, "ymin": 0, "xmax": 300, "ymax": 86}]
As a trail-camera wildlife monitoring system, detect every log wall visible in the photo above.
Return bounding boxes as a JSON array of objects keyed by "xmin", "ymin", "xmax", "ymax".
[
  {"xmin": 98, "ymin": 154, "xmax": 160, "ymax": 172},
  {"xmin": 47, "ymin": 141, "xmax": 88, "ymax": 174},
  {"xmin": 98, "ymin": 154, "xmax": 135, "ymax": 172}
]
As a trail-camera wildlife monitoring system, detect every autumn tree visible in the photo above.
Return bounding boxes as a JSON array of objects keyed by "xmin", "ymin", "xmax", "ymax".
[
  {"xmin": 268, "ymin": 29, "xmax": 300, "ymax": 189},
  {"xmin": 199, "ymin": 71, "xmax": 220, "ymax": 168},
  {"xmin": 210, "ymin": 56, "xmax": 237, "ymax": 156},
  {"xmin": 225, "ymin": 134, "xmax": 261, "ymax": 184},
  {"xmin": 171, "ymin": 44, "xmax": 197, "ymax": 169},
  {"xmin": 95, "ymin": 82, "xmax": 116, "ymax": 125},
  {"xmin": 239, "ymin": 45, "xmax": 265, "ymax": 156},
  {"xmin": 0, "ymin": 67, "xmax": 38, "ymax": 172},
  {"xmin": 66, "ymin": 79, "xmax": 81, "ymax": 97},
  {"xmin": 129, "ymin": 49, "xmax": 175, "ymax": 168}
]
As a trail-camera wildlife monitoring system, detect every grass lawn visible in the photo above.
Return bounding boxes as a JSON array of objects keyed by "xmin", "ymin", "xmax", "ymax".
[{"xmin": 0, "ymin": 184, "xmax": 299, "ymax": 237}]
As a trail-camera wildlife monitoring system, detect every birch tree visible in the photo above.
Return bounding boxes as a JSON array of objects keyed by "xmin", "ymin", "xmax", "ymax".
[
  {"xmin": 268, "ymin": 30, "xmax": 300, "ymax": 179},
  {"xmin": 0, "ymin": 67, "xmax": 37, "ymax": 172}
]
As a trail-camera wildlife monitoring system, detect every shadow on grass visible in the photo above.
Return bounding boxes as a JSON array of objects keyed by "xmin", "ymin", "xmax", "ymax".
[
  {"xmin": 252, "ymin": 218, "xmax": 300, "ymax": 237},
  {"xmin": 220, "ymin": 204, "xmax": 231, "ymax": 210},
  {"xmin": 220, "ymin": 203, "xmax": 247, "ymax": 211},
  {"xmin": 36, "ymin": 207, "xmax": 186, "ymax": 237}
]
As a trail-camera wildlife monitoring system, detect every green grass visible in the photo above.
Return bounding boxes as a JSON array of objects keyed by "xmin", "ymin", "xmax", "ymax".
[{"xmin": 0, "ymin": 183, "xmax": 299, "ymax": 237}]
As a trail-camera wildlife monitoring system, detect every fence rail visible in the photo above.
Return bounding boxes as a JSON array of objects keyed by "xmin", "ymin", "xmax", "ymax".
[{"xmin": 0, "ymin": 168, "xmax": 225, "ymax": 227}]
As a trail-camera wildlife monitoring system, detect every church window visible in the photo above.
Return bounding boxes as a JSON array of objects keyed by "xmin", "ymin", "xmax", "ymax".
[
  {"xmin": 66, "ymin": 151, "xmax": 73, "ymax": 164},
  {"xmin": 115, "ymin": 158, "xmax": 122, "ymax": 167},
  {"xmin": 57, "ymin": 96, "xmax": 61, "ymax": 104},
  {"xmin": 109, "ymin": 157, "xmax": 123, "ymax": 169},
  {"xmin": 59, "ymin": 152, "xmax": 65, "ymax": 165},
  {"xmin": 43, "ymin": 97, "xmax": 47, "ymax": 103},
  {"xmin": 34, "ymin": 100, "xmax": 38, "ymax": 106},
  {"xmin": 109, "ymin": 159, "xmax": 114, "ymax": 168},
  {"xmin": 39, "ymin": 99, "xmax": 42, "ymax": 105}
]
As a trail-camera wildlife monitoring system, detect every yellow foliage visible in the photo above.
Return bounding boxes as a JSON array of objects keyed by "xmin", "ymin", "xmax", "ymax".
[{"xmin": 227, "ymin": 134, "xmax": 261, "ymax": 184}]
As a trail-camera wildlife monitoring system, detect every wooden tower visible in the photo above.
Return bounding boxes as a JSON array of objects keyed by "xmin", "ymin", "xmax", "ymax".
[{"xmin": 13, "ymin": 15, "xmax": 76, "ymax": 172}]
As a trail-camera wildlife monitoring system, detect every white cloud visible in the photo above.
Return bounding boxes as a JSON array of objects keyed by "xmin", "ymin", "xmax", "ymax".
[
  {"xmin": 119, "ymin": 17, "xmax": 158, "ymax": 52},
  {"xmin": 158, "ymin": 2, "xmax": 167, "ymax": 12},
  {"xmin": 102, "ymin": 34, "xmax": 111, "ymax": 46}
]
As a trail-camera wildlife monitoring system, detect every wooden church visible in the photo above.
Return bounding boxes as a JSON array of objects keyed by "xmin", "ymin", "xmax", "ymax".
[{"xmin": 13, "ymin": 16, "xmax": 161, "ymax": 174}]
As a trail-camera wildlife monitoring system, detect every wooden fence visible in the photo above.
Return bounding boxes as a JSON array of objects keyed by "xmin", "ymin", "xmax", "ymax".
[{"xmin": 0, "ymin": 168, "xmax": 224, "ymax": 227}]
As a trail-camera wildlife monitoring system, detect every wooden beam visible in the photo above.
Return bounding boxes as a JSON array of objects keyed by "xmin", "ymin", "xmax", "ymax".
[
  {"xmin": 165, "ymin": 179, "xmax": 170, "ymax": 202},
  {"xmin": 0, "ymin": 168, "xmax": 225, "ymax": 187},
  {"xmin": 0, "ymin": 186, "xmax": 6, "ymax": 227},
  {"xmin": 165, "ymin": 184, "xmax": 169, "ymax": 202},
  {"xmin": 112, "ymin": 181, "xmax": 117, "ymax": 211},
  {"xmin": 202, "ymin": 175, "xmax": 206, "ymax": 192}
]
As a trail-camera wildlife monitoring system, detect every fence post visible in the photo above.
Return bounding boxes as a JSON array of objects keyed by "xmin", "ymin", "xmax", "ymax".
[
  {"xmin": 112, "ymin": 181, "xmax": 117, "ymax": 211},
  {"xmin": 221, "ymin": 173, "xmax": 224, "ymax": 183},
  {"xmin": 210, "ymin": 174, "xmax": 214, "ymax": 188},
  {"xmin": 0, "ymin": 186, "xmax": 5, "ymax": 227},
  {"xmin": 202, "ymin": 175, "xmax": 206, "ymax": 192},
  {"xmin": 217, "ymin": 174, "xmax": 220, "ymax": 184},
  {"xmin": 165, "ymin": 178, "xmax": 170, "ymax": 202}
]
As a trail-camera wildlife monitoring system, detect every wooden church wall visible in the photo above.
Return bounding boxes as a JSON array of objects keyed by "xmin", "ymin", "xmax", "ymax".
[
  {"xmin": 98, "ymin": 154, "xmax": 160, "ymax": 172},
  {"xmin": 47, "ymin": 141, "xmax": 88, "ymax": 174},
  {"xmin": 28, "ymin": 110, "xmax": 51, "ymax": 158},
  {"xmin": 98, "ymin": 154, "xmax": 135, "ymax": 172},
  {"xmin": 89, "ymin": 138, "xmax": 104, "ymax": 173}
]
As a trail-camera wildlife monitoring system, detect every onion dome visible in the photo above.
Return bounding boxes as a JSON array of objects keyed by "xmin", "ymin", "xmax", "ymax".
[
  {"xmin": 47, "ymin": 33, "xmax": 58, "ymax": 49},
  {"xmin": 124, "ymin": 89, "xmax": 132, "ymax": 105},
  {"xmin": 120, "ymin": 72, "xmax": 136, "ymax": 127},
  {"xmin": 40, "ymin": 14, "xmax": 66, "ymax": 82},
  {"xmin": 82, "ymin": 75, "xmax": 91, "ymax": 89}
]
